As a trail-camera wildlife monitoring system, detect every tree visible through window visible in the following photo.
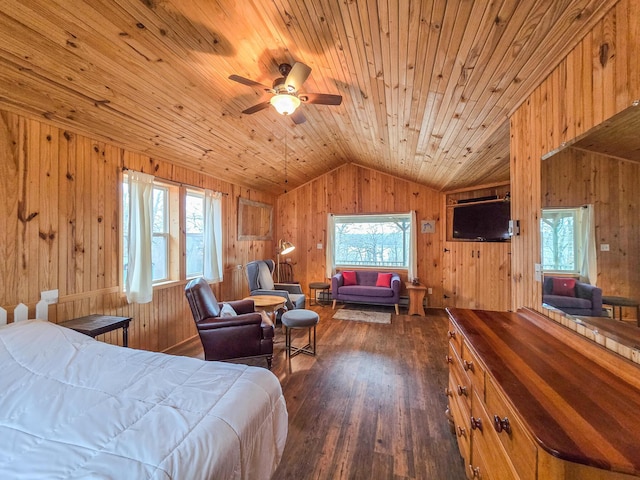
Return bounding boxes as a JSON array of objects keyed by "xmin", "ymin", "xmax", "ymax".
[
  {"xmin": 540, "ymin": 208, "xmax": 579, "ymax": 272},
  {"xmin": 334, "ymin": 214, "xmax": 411, "ymax": 267}
]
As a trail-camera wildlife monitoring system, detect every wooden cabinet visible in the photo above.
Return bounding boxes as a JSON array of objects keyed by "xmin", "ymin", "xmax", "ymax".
[
  {"xmin": 446, "ymin": 308, "xmax": 640, "ymax": 480},
  {"xmin": 442, "ymin": 241, "xmax": 511, "ymax": 310}
]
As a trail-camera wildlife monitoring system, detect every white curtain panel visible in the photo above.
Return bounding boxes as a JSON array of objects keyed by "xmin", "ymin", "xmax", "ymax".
[
  {"xmin": 578, "ymin": 204, "xmax": 598, "ymax": 285},
  {"xmin": 409, "ymin": 210, "xmax": 418, "ymax": 281},
  {"xmin": 203, "ymin": 189, "xmax": 223, "ymax": 282},
  {"xmin": 325, "ymin": 214, "xmax": 335, "ymax": 279},
  {"xmin": 126, "ymin": 171, "xmax": 155, "ymax": 304}
]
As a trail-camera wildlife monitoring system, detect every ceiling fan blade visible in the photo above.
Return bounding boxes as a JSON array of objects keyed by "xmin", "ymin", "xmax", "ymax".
[
  {"xmin": 242, "ymin": 101, "xmax": 271, "ymax": 115},
  {"xmin": 290, "ymin": 110, "xmax": 306, "ymax": 125},
  {"xmin": 285, "ymin": 62, "xmax": 312, "ymax": 91},
  {"xmin": 229, "ymin": 74, "xmax": 271, "ymax": 91},
  {"xmin": 299, "ymin": 93, "xmax": 343, "ymax": 106}
]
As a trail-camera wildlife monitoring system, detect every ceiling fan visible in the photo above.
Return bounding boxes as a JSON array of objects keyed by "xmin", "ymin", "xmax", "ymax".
[{"xmin": 229, "ymin": 62, "xmax": 342, "ymax": 124}]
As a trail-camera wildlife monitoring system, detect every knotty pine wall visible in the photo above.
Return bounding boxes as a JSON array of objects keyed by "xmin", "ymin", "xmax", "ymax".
[
  {"xmin": 275, "ymin": 163, "xmax": 445, "ymax": 306},
  {"xmin": 542, "ymin": 147, "xmax": 640, "ymax": 307},
  {"xmin": 0, "ymin": 109, "xmax": 275, "ymax": 351},
  {"xmin": 510, "ymin": 0, "xmax": 640, "ymax": 312}
]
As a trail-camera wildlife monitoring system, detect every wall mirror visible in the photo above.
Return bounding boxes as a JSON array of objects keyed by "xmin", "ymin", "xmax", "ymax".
[
  {"xmin": 540, "ymin": 104, "xmax": 640, "ymax": 349},
  {"xmin": 238, "ymin": 198, "xmax": 273, "ymax": 241}
]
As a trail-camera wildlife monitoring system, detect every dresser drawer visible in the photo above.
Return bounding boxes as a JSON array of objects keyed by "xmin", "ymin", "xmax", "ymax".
[
  {"xmin": 447, "ymin": 384, "xmax": 470, "ymax": 466},
  {"xmin": 449, "ymin": 344, "xmax": 472, "ymax": 413},
  {"xmin": 485, "ymin": 377, "xmax": 537, "ymax": 480},
  {"xmin": 461, "ymin": 339, "xmax": 485, "ymax": 399},
  {"xmin": 447, "ymin": 319, "xmax": 462, "ymax": 355},
  {"xmin": 471, "ymin": 391, "xmax": 520, "ymax": 480}
]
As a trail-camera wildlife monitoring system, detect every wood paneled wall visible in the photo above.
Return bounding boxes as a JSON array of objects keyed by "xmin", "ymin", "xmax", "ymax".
[
  {"xmin": 275, "ymin": 163, "xmax": 445, "ymax": 306},
  {"xmin": 510, "ymin": 0, "xmax": 640, "ymax": 311},
  {"xmin": 542, "ymin": 148, "xmax": 640, "ymax": 304},
  {"xmin": 0, "ymin": 109, "xmax": 275, "ymax": 350}
]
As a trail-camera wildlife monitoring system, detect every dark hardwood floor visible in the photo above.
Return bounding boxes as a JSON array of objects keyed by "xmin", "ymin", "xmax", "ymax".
[{"xmin": 168, "ymin": 306, "xmax": 466, "ymax": 480}]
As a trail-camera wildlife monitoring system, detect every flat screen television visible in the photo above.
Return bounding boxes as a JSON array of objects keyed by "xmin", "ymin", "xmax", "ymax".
[{"xmin": 452, "ymin": 201, "xmax": 511, "ymax": 241}]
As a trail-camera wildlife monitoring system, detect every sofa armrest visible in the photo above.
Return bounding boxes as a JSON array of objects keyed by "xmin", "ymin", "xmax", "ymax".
[
  {"xmin": 390, "ymin": 274, "xmax": 401, "ymax": 294},
  {"xmin": 576, "ymin": 282, "xmax": 602, "ymax": 313},
  {"xmin": 221, "ymin": 299, "xmax": 255, "ymax": 315},
  {"xmin": 274, "ymin": 283, "xmax": 303, "ymax": 294},
  {"xmin": 332, "ymin": 273, "xmax": 343, "ymax": 297},
  {"xmin": 196, "ymin": 312, "xmax": 263, "ymax": 330}
]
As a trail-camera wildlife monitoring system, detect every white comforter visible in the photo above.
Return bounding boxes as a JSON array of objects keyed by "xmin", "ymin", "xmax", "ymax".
[{"xmin": 0, "ymin": 320, "xmax": 287, "ymax": 479}]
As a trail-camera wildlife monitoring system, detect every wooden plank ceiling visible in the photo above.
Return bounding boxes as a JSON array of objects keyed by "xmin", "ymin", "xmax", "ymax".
[{"xmin": 0, "ymin": 0, "xmax": 618, "ymax": 194}]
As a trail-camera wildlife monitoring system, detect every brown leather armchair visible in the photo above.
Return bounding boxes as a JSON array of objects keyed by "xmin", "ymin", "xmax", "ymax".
[{"xmin": 185, "ymin": 277, "xmax": 275, "ymax": 369}]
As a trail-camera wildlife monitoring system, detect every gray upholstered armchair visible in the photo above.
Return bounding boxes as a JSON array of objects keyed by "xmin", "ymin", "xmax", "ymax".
[{"xmin": 245, "ymin": 260, "xmax": 306, "ymax": 316}]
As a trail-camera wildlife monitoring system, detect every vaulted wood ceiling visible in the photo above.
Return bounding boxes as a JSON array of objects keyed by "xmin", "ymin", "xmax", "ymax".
[{"xmin": 0, "ymin": 0, "xmax": 617, "ymax": 194}]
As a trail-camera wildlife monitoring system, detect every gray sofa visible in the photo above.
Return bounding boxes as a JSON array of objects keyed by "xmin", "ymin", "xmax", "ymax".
[
  {"xmin": 331, "ymin": 270, "xmax": 401, "ymax": 314},
  {"xmin": 542, "ymin": 277, "xmax": 603, "ymax": 317}
]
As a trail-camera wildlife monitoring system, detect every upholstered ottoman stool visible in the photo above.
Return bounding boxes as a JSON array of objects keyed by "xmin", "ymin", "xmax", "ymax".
[{"xmin": 281, "ymin": 309, "xmax": 319, "ymax": 357}]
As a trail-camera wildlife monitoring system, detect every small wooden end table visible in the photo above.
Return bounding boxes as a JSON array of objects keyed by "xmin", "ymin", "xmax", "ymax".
[
  {"xmin": 406, "ymin": 282, "xmax": 428, "ymax": 316},
  {"xmin": 244, "ymin": 295, "xmax": 286, "ymax": 322},
  {"xmin": 59, "ymin": 314, "xmax": 132, "ymax": 347},
  {"xmin": 602, "ymin": 295, "xmax": 640, "ymax": 325},
  {"xmin": 309, "ymin": 282, "xmax": 330, "ymax": 306}
]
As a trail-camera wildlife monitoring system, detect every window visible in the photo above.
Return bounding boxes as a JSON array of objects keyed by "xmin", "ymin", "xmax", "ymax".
[
  {"xmin": 122, "ymin": 172, "xmax": 224, "ymax": 293},
  {"xmin": 333, "ymin": 214, "xmax": 411, "ymax": 268},
  {"xmin": 540, "ymin": 208, "xmax": 580, "ymax": 273},
  {"xmin": 151, "ymin": 185, "xmax": 170, "ymax": 281},
  {"xmin": 185, "ymin": 190, "xmax": 205, "ymax": 278},
  {"xmin": 122, "ymin": 176, "xmax": 174, "ymax": 285}
]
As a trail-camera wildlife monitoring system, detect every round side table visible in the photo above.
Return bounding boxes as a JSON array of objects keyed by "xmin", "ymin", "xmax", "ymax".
[{"xmin": 308, "ymin": 282, "xmax": 330, "ymax": 306}]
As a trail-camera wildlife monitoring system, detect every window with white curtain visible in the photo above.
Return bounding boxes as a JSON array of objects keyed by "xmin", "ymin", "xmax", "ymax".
[{"xmin": 122, "ymin": 173, "xmax": 223, "ymax": 293}]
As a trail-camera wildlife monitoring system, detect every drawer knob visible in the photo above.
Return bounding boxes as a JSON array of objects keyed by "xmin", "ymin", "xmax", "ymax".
[
  {"xmin": 470, "ymin": 416, "xmax": 483, "ymax": 431},
  {"xmin": 463, "ymin": 359, "xmax": 474, "ymax": 372},
  {"xmin": 445, "ymin": 355, "xmax": 453, "ymax": 364},
  {"xmin": 448, "ymin": 330, "xmax": 456, "ymax": 339},
  {"xmin": 493, "ymin": 415, "xmax": 512, "ymax": 435},
  {"xmin": 469, "ymin": 465, "xmax": 481, "ymax": 478},
  {"xmin": 457, "ymin": 385, "xmax": 468, "ymax": 397},
  {"xmin": 457, "ymin": 426, "xmax": 467, "ymax": 438}
]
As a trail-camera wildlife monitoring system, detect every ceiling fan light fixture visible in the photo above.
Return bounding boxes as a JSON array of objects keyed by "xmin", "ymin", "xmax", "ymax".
[{"xmin": 270, "ymin": 93, "xmax": 300, "ymax": 115}]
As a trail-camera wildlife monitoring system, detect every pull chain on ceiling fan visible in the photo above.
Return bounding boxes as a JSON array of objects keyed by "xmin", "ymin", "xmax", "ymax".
[{"xmin": 229, "ymin": 61, "xmax": 342, "ymax": 124}]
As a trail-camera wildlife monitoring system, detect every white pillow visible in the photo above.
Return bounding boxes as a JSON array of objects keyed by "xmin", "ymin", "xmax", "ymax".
[
  {"xmin": 257, "ymin": 261, "xmax": 275, "ymax": 290},
  {"xmin": 219, "ymin": 303, "xmax": 238, "ymax": 317}
]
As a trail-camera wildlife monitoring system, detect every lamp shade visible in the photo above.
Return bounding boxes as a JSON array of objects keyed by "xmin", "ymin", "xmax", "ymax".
[
  {"xmin": 270, "ymin": 94, "xmax": 301, "ymax": 115},
  {"xmin": 278, "ymin": 239, "xmax": 295, "ymax": 255}
]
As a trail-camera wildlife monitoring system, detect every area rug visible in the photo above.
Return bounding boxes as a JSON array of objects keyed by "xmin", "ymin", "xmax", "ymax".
[{"xmin": 332, "ymin": 309, "xmax": 392, "ymax": 324}]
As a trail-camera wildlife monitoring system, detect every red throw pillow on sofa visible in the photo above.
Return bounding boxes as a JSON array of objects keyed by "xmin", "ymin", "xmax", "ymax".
[
  {"xmin": 342, "ymin": 271, "xmax": 357, "ymax": 286},
  {"xmin": 376, "ymin": 273, "xmax": 393, "ymax": 287},
  {"xmin": 551, "ymin": 278, "xmax": 576, "ymax": 297}
]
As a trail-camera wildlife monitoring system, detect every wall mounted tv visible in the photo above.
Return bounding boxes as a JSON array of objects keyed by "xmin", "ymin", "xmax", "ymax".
[{"xmin": 452, "ymin": 201, "xmax": 511, "ymax": 241}]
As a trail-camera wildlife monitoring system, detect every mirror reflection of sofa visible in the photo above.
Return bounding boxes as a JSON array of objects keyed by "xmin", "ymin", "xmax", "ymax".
[{"xmin": 542, "ymin": 277, "xmax": 603, "ymax": 317}]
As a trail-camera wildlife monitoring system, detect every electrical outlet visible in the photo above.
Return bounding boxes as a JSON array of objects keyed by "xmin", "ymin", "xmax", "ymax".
[
  {"xmin": 317, "ymin": 243, "xmax": 323, "ymax": 249},
  {"xmin": 427, "ymin": 287, "xmax": 433, "ymax": 295},
  {"xmin": 600, "ymin": 244, "xmax": 610, "ymax": 251}
]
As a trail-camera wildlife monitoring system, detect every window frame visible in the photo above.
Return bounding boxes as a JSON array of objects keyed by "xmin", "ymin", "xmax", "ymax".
[
  {"xmin": 185, "ymin": 188, "xmax": 205, "ymax": 279},
  {"xmin": 540, "ymin": 207, "xmax": 581, "ymax": 275},
  {"xmin": 332, "ymin": 213, "xmax": 412, "ymax": 269},
  {"xmin": 122, "ymin": 173, "xmax": 206, "ymax": 292}
]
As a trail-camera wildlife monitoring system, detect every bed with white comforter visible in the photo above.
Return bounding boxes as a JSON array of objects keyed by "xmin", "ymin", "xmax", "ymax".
[{"xmin": 0, "ymin": 320, "xmax": 287, "ymax": 479}]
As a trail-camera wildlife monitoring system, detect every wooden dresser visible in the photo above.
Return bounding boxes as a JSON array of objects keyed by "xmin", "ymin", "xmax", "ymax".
[{"xmin": 446, "ymin": 307, "xmax": 640, "ymax": 480}]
